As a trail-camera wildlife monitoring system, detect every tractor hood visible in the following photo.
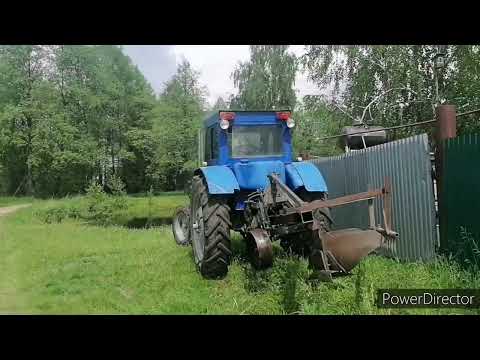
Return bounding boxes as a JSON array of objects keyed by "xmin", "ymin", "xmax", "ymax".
[
  {"xmin": 232, "ymin": 160, "xmax": 286, "ymax": 191},
  {"xmin": 196, "ymin": 161, "xmax": 328, "ymax": 195},
  {"xmin": 231, "ymin": 160, "xmax": 328, "ymax": 193}
]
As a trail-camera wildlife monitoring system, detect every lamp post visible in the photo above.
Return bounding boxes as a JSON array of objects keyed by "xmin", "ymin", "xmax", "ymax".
[{"xmin": 433, "ymin": 45, "xmax": 447, "ymax": 105}]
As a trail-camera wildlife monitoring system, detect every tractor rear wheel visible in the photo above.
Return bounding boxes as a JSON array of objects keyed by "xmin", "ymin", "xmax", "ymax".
[{"xmin": 190, "ymin": 175, "xmax": 232, "ymax": 279}]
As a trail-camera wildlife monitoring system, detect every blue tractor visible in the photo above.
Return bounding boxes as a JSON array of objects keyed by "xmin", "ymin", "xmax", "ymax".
[{"xmin": 172, "ymin": 110, "xmax": 397, "ymax": 279}]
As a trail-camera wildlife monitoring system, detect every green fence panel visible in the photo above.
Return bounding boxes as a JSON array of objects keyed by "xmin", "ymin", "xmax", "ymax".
[{"xmin": 441, "ymin": 133, "xmax": 480, "ymax": 265}]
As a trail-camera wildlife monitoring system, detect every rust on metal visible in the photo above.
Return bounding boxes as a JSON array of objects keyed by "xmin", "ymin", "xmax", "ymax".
[
  {"xmin": 436, "ymin": 105, "xmax": 457, "ymax": 140},
  {"xmin": 368, "ymin": 198, "xmax": 375, "ymax": 229},
  {"xmin": 383, "ymin": 177, "xmax": 392, "ymax": 232},
  {"xmin": 288, "ymin": 188, "xmax": 383, "ymax": 215},
  {"xmin": 306, "ymin": 177, "xmax": 398, "ymax": 277},
  {"xmin": 247, "ymin": 229, "xmax": 273, "ymax": 269},
  {"xmin": 320, "ymin": 228, "xmax": 384, "ymax": 273}
]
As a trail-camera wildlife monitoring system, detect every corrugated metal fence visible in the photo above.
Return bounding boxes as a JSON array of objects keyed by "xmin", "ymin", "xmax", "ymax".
[
  {"xmin": 440, "ymin": 133, "xmax": 480, "ymax": 264},
  {"xmin": 310, "ymin": 133, "xmax": 437, "ymax": 261}
]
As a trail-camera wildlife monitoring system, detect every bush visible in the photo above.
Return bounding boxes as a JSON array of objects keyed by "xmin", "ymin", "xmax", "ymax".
[
  {"xmin": 85, "ymin": 180, "xmax": 127, "ymax": 225},
  {"xmin": 106, "ymin": 174, "xmax": 126, "ymax": 196},
  {"xmin": 36, "ymin": 204, "xmax": 81, "ymax": 224}
]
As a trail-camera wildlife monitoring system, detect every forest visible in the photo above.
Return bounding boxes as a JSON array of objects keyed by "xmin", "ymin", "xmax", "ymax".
[{"xmin": 1, "ymin": 45, "xmax": 479, "ymax": 197}]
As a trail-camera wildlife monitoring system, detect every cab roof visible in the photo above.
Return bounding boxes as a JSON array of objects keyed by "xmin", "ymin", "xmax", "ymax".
[{"xmin": 203, "ymin": 110, "xmax": 291, "ymax": 128}]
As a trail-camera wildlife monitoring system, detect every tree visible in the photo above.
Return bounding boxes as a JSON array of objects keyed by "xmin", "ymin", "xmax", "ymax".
[
  {"xmin": 0, "ymin": 45, "xmax": 51, "ymax": 195},
  {"xmin": 230, "ymin": 45, "xmax": 297, "ymax": 110},
  {"xmin": 0, "ymin": 45, "xmax": 158, "ymax": 197},
  {"xmin": 52, "ymin": 45, "xmax": 156, "ymax": 193},
  {"xmin": 302, "ymin": 45, "xmax": 480, "ymax": 140},
  {"xmin": 293, "ymin": 96, "xmax": 346, "ymax": 157},
  {"xmin": 149, "ymin": 59, "xmax": 207, "ymax": 191},
  {"xmin": 212, "ymin": 96, "xmax": 227, "ymax": 111}
]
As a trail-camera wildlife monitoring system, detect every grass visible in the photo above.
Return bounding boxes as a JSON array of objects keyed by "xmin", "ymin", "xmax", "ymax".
[
  {"xmin": 1, "ymin": 195, "xmax": 479, "ymax": 315},
  {"xmin": 0, "ymin": 196, "xmax": 35, "ymax": 207}
]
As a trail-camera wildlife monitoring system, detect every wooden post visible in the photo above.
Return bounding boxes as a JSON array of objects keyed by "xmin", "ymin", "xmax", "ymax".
[{"xmin": 435, "ymin": 105, "xmax": 457, "ymax": 251}]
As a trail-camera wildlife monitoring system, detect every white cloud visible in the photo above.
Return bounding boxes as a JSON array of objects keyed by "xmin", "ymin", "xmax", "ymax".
[
  {"xmin": 174, "ymin": 45, "xmax": 250, "ymax": 105},
  {"xmin": 124, "ymin": 45, "xmax": 325, "ymax": 106},
  {"xmin": 122, "ymin": 45, "xmax": 176, "ymax": 95}
]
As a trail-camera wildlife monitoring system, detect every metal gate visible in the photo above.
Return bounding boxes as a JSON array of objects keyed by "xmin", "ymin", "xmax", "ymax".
[{"xmin": 310, "ymin": 133, "xmax": 437, "ymax": 261}]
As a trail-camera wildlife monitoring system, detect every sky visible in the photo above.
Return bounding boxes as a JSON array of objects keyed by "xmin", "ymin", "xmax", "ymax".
[{"xmin": 122, "ymin": 45, "xmax": 323, "ymax": 106}]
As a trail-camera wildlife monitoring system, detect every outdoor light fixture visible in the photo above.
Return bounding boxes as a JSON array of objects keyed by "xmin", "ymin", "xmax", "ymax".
[
  {"xmin": 219, "ymin": 111, "xmax": 235, "ymax": 130},
  {"xmin": 220, "ymin": 119, "xmax": 230, "ymax": 130},
  {"xmin": 276, "ymin": 111, "xmax": 295, "ymax": 128},
  {"xmin": 286, "ymin": 117, "xmax": 295, "ymax": 128},
  {"xmin": 434, "ymin": 45, "xmax": 447, "ymax": 70}
]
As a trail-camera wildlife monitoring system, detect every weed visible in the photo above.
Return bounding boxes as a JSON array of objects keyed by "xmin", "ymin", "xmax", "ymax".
[
  {"xmin": 456, "ymin": 227, "xmax": 480, "ymax": 271},
  {"xmin": 280, "ymin": 258, "xmax": 301, "ymax": 314}
]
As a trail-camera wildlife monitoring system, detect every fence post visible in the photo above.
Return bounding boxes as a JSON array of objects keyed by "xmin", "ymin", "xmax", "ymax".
[{"xmin": 435, "ymin": 105, "xmax": 457, "ymax": 251}]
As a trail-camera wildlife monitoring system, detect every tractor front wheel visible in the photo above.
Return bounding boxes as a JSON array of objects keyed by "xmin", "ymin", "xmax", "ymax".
[
  {"xmin": 190, "ymin": 175, "xmax": 232, "ymax": 279},
  {"xmin": 172, "ymin": 206, "xmax": 191, "ymax": 246}
]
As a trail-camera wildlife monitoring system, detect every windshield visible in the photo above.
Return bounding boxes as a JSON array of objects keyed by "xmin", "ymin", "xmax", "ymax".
[{"xmin": 228, "ymin": 125, "xmax": 283, "ymax": 158}]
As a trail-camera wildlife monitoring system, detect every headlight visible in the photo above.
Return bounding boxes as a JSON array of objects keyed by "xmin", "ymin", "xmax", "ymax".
[
  {"xmin": 220, "ymin": 119, "xmax": 230, "ymax": 130},
  {"xmin": 286, "ymin": 118, "xmax": 295, "ymax": 128}
]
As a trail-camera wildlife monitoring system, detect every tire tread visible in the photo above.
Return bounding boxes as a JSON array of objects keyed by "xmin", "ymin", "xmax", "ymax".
[{"xmin": 191, "ymin": 175, "xmax": 232, "ymax": 279}]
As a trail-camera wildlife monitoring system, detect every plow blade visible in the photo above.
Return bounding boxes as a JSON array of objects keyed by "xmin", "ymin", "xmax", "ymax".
[{"xmin": 314, "ymin": 228, "xmax": 383, "ymax": 274}]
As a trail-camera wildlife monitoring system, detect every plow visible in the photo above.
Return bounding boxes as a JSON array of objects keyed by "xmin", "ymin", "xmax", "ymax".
[
  {"xmin": 172, "ymin": 110, "xmax": 397, "ymax": 280},
  {"xmin": 241, "ymin": 174, "xmax": 397, "ymax": 280}
]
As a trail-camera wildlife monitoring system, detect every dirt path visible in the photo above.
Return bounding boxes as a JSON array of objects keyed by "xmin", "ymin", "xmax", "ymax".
[
  {"xmin": 0, "ymin": 204, "xmax": 31, "ymax": 217},
  {"xmin": 0, "ymin": 204, "xmax": 31, "ymax": 314}
]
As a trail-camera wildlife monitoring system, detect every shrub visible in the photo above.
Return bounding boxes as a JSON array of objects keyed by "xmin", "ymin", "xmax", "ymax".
[
  {"xmin": 106, "ymin": 174, "xmax": 126, "ymax": 196},
  {"xmin": 36, "ymin": 204, "xmax": 82, "ymax": 224},
  {"xmin": 85, "ymin": 180, "xmax": 127, "ymax": 225}
]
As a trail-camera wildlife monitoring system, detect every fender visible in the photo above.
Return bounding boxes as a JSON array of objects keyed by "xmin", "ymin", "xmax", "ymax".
[
  {"xmin": 285, "ymin": 162, "xmax": 328, "ymax": 193},
  {"xmin": 195, "ymin": 166, "xmax": 240, "ymax": 194}
]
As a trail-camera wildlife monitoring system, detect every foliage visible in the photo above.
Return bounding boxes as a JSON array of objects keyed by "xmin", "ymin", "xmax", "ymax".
[
  {"xmin": 149, "ymin": 60, "xmax": 207, "ymax": 191},
  {"xmin": 301, "ymin": 45, "xmax": 480, "ymax": 142},
  {"xmin": 83, "ymin": 180, "xmax": 127, "ymax": 225},
  {"xmin": 230, "ymin": 45, "xmax": 297, "ymax": 110},
  {"xmin": 106, "ymin": 174, "xmax": 127, "ymax": 196},
  {"xmin": 35, "ymin": 203, "xmax": 82, "ymax": 224},
  {"xmin": 0, "ymin": 46, "xmax": 210, "ymax": 196},
  {"xmin": 293, "ymin": 96, "xmax": 347, "ymax": 157},
  {"xmin": 0, "ymin": 45, "xmax": 156, "ymax": 197}
]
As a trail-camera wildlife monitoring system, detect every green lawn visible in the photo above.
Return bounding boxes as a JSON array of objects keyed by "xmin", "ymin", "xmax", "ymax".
[
  {"xmin": 0, "ymin": 196, "xmax": 35, "ymax": 207},
  {"xmin": 1, "ymin": 195, "xmax": 479, "ymax": 315}
]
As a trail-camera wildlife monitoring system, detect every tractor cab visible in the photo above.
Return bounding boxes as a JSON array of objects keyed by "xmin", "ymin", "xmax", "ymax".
[
  {"xmin": 199, "ymin": 111, "xmax": 304, "ymax": 192},
  {"xmin": 199, "ymin": 110, "xmax": 294, "ymax": 164}
]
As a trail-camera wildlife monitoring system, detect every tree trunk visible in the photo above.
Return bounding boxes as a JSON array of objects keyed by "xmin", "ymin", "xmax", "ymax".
[
  {"xmin": 26, "ymin": 158, "xmax": 33, "ymax": 195},
  {"xmin": 111, "ymin": 129, "xmax": 115, "ymax": 175}
]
